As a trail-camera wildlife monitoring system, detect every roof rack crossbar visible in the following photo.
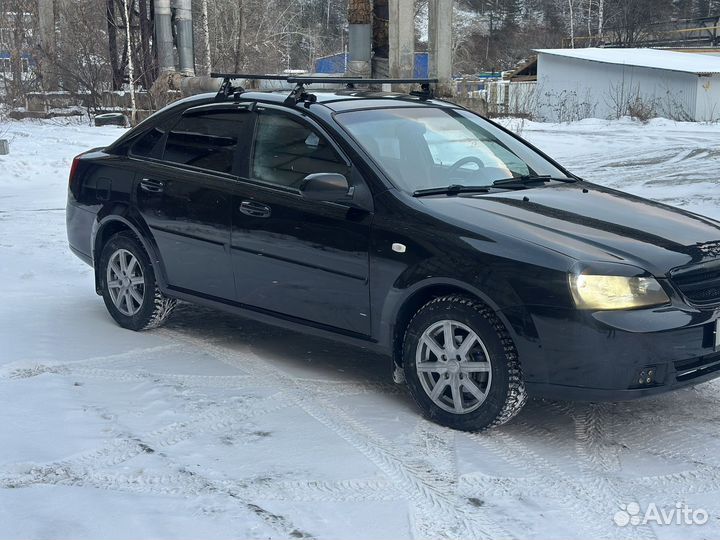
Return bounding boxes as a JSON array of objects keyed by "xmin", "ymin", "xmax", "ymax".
[
  {"xmin": 211, "ymin": 73, "xmax": 290, "ymax": 81},
  {"xmin": 286, "ymin": 77, "xmax": 439, "ymax": 85},
  {"xmin": 210, "ymin": 72, "xmax": 438, "ymax": 85},
  {"xmin": 209, "ymin": 73, "xmax": 439, "ymax": 104}
]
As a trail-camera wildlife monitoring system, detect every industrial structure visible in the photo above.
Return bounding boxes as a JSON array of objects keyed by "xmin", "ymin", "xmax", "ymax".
[
  {"xmin": 344, "ymin": 0, "xmax": 453, "ymax": 94},
  {"xmin": 159, "ymin": 0, "xmax": 453, "ymax": 94},
  {"xmin": 155, "ymin": 0, "xmax": 195, "ymax": 76}
]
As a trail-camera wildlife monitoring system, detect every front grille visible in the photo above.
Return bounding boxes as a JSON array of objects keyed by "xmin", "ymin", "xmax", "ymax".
[
  {"xmin": 675, "ymin": 352, "xmax": 720, "ymax": 382},
  {"xmin": 670, "ymin": 261, "xmax": 720, "ymax": 306}
]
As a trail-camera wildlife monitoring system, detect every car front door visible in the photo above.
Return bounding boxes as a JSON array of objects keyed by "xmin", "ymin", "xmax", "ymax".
[
  {"xmin": 230, "ymin": 106, "xmax": 372, "ymax": 336},
  {"xmin": 135, "ymin": 104, "xmax": 254, "ymax": 300}
]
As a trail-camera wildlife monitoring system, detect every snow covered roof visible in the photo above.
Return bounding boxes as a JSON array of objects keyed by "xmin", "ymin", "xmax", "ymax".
[{"xmin": 534, "ymin": 48, "xmax": 720, "ymax": 75}]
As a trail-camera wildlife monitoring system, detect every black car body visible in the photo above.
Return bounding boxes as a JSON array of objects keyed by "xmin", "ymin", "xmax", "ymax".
[{"xmin": 67, "ymin": 84, "xmax": 720, "ymax": 430}]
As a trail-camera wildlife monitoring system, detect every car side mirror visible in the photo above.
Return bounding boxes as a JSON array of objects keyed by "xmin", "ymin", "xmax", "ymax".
[{"xmin": 299, "ymin": 173, "xmax": 353, "ymax": 202}]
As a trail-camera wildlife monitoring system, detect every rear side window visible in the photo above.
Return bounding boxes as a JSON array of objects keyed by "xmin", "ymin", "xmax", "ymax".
[
  {"xmin": 251, "ymin": 111, "xmax": 349, "ymax": 188},
  {"xmin": 163, "ymin": 110, "xmax": 249, "ymax": 174},
  {"xmin": 130, "ymin": 126, "xmax": 165, "ymax": 158}
]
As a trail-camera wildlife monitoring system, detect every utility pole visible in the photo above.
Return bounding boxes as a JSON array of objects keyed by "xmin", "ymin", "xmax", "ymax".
[{"xmin": 37, "ymin": 0, "xmax": 58, "ymax": 90}]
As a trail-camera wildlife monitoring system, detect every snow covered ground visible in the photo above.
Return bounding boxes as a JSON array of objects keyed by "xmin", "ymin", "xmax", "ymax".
[{"xmin": 1, "ymin": 116, "xmax": 720, "ymax": 539}]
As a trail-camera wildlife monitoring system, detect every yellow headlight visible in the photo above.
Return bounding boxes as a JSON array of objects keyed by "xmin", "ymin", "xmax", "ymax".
[{"xmin": 568, "ymin": 274, "xmax": 669, "ymax": 310}]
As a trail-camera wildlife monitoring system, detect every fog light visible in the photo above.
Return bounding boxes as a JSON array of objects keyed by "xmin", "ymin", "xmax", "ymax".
[{"xmin": 636, "ymin": 366, "xmax": 657, "ymax": 386}]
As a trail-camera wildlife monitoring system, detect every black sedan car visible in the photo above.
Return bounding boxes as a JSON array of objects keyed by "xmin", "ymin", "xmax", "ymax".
[{"xmin": 67, "ymin": 76, "xmax": 720, "ymax": 431}]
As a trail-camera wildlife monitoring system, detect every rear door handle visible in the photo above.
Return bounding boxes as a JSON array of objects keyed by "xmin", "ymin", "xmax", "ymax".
[
  {"xmin": 140, "ymin": 178, "xmax": 165, "ymax": 193},
  {"xmin": 239, "ymin": 200, "xmax": 271, "ymax": 218}
]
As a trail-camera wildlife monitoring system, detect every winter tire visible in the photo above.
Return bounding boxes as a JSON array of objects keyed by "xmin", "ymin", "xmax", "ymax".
[
  {"xmin": 402, "ymin": 294, "xmax": 527, "ymax": 431},
  {"xmin": 99, "ymin": 231, "xmax": 176, "ymax": 331}
]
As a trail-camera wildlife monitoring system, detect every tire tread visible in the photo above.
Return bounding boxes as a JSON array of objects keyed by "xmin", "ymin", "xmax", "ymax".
[
  {"xmin": 102, "ymin": 231, "xmax": 177, "ymax": 331},
  {"xmin": 402, "ymin": 294, "xmax": 527, "ymax": 431}
]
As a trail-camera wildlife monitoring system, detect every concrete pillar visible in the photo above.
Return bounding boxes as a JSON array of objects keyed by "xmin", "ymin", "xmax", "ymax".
[
  {"xmin": 388, "ymin": 0, "xmax": 415, "ymax": 84},
  {"xmin": 38, "ymin": 0, "xmax": 58, "ymax": 90},
  {"xmin": 174, "ymin": 0, "xmax": 195, "ymax": 76},
  {"xmin": 428, "ymin": 0, "xmax": 453, "ymax": 96},
  {"xmin": 155, "ymin": 0, "xmax": 175, "ymax": 73},
  {"xmin": 388, "ymin": 0, "xmax": 414, "ymax": 88}
]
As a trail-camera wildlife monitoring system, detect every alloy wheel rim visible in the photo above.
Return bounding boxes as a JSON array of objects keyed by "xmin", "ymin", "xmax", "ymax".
[
  {"xmin": 106, "ymin": 249, "xmax": 145, "ymax": 316},
  {"xmin": 415, "ymin": 319, "xmax": 492, "ymax": 414}
]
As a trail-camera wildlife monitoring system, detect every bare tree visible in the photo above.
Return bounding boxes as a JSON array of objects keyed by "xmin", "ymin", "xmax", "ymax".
[
  {"xmin": 196, "ymin": 0, "xmax": 212, "ymax": 75},
  {"xmin": 106, "ymin": 0, "xmax": 125, "ymax": 90},
  {"xmin": 0, "ymin": 0, "xmax": 37, "ymax": 104},
  {"xmin": 137, "ymin": 0, "xmax": 155, "ymax": 88},
  {"xmin": 122, "ymin": 0, "xmax": 136, "ymax": 123},
  {"xmin": 51, "ymin": 0, "xmax": 112, "ymax": 112},
  {"xmin": 604, "ymin": 0, "xmax": 672, "ymax": 46}
]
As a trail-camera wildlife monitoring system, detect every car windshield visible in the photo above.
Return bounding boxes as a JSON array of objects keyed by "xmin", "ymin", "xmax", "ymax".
[{"xmin": 335, "ymin": 107, "xmax": 570, "ymax": 193}]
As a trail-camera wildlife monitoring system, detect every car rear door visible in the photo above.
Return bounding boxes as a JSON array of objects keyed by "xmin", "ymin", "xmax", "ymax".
[
  {"xmin": 230, "ymin": 105, "xmax": 372, "ymax": 336},
  {"xmin": 135, "ymin": 103, "xmax": 254, "ymax": 300}
]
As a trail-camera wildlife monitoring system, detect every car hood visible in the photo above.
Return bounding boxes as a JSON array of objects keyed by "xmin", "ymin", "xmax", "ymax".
[{"xmin": 419, "ymin": 182, "xmax": 720, "ymax": 276}]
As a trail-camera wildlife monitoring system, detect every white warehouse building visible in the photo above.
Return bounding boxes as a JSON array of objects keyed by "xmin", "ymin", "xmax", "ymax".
[{"xmin": 535, "ymin": 48, "xmax": 720, "ymax": 122}]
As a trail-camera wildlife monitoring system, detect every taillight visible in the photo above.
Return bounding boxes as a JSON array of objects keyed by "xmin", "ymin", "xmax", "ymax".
[{"xmin": 69, "ymin": 154, "xmax": 82, "ymax": 186}]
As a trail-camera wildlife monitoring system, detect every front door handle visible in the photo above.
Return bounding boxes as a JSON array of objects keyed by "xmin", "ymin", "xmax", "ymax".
[
  {"xmin": 140, "ymin": 178, "xmax": 165, "ymax": 193},
  {"xmin": 239, "ymin": 200, "xmax": 271, "ymax": 218}
]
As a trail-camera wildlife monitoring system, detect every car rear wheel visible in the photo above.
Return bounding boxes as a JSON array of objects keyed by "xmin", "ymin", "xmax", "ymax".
[
  {"xmin": 402, "ymin": 294, "xmax": 527, "ymax": 431},
  {"xmin": 99, "ymin": 232, "xmax": 177, "ymax": 331}
]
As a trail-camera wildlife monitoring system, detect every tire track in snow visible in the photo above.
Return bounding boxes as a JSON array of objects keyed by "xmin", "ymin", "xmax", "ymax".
[
  {"xmin": 162, "ymin": 331, "xmax": 515, "ymax": 540},
  {"xmin": 465, "ymin": 428, "xmax": 618, "ymax": 540},
  {"xmin": 568, "ymin": 402, "xmax": 657, "ymax": 540},
  {"xmin": 0, "ymin": 465, "xmax": 313, "ymax": 539},
  {"xmin": 0, "ymin": 344, "xmax": 183, "ymax": 379},
  {"xmin": 0, "ymin": 393, "xmax": 309, "ymax": 538}
]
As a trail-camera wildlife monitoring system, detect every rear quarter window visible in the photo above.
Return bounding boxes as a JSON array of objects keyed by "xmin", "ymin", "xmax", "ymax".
[{"xmin": 129, "ymin": 126, "xmax": 166, "ymax": 158}]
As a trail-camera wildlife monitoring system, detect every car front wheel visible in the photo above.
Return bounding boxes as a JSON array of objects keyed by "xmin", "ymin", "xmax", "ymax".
[
  {"xmin": 402, "ymin": 294, "xmax": 527, "ymax": 431},
  {"xmin": 99, "ymin": 231, "xmax": 177, "ymax": 331}
]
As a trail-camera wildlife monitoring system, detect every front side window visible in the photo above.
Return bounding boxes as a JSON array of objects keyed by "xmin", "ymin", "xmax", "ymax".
[
  {"xmin": 163, "ymin": 110, "xmax": 248, "ymax": 174},
  {"xmin": 251, "ymin": 111, "xmax": 349, "ymax": 189},
  {"xmin": 336, "ymin": 107, "xmax": 569, "ymax": 193}
]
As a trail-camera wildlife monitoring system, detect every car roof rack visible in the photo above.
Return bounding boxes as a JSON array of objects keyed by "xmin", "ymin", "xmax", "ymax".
[{"xmin": 210, "ymin": 73, "xmax": 439, "ymax": 106}]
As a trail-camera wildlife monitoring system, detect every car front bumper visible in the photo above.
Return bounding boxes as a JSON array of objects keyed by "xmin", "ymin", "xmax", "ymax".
[{"xmin": 514, "ymin": 304, "xmax": 720, "ymax": 401}]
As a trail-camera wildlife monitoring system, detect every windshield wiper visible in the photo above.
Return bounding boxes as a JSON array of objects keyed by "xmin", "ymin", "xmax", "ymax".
[
  {"xmin": 492, "ymin": 175, "xmax": 578, "ymax": 188},
  {"xmin": 413, "ymin": 184, "xmax": 491, "ymax": 197}
]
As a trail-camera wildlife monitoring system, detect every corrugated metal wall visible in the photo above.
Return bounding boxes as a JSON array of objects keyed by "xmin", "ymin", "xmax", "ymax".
[
  {"xmin": 537, "ymin": 54, "xmax": 700, "ymax": 121},
  {"xmin": 696, "ymin": 75, "xmax": 720, "ymax": 121}
]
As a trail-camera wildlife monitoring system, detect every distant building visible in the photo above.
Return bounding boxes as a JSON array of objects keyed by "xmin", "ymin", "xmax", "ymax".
[
  {"xmin": 314, "ymin": 52, "xmax": 429, "ymax": 78},
  {"xmin": 0, "ymin": 11, "xmax": 34, "ymax": 95},
  {"xmin": 535, "ymin": 48, "xmax": 720, "ymax": 122}
]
